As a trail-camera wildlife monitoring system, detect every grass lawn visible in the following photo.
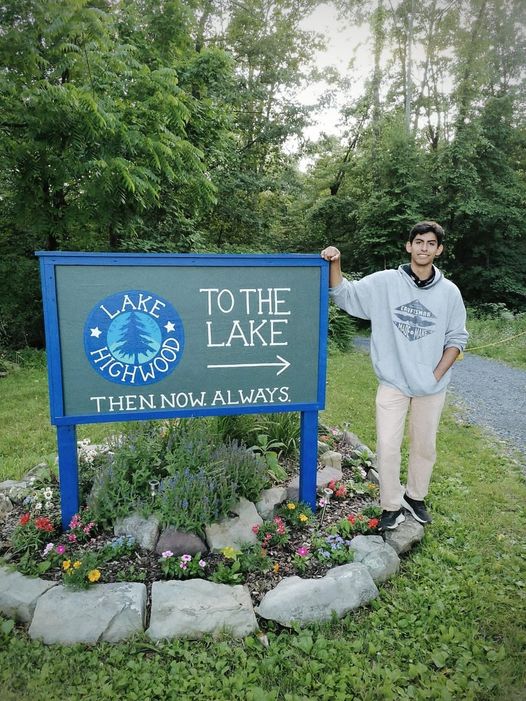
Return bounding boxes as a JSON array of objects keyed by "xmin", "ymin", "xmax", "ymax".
[{"xmin": 0, "ymin": 351, "xmax": 525, "ymax": 700}]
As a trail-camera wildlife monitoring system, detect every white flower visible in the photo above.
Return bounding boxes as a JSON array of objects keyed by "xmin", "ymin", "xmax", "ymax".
[
  {"xmin": 43, "ymin": 487, "xmax": 53, "ymax": 500},
  {"xmin": 34, "ymin": 501, "xmax": 43, "ymax": 511}
]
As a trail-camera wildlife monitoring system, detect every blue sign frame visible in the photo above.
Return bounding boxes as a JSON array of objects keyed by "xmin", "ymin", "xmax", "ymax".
[{"xmin": 37, "ymin": 252, "xmax": 329, "ymax": 529}]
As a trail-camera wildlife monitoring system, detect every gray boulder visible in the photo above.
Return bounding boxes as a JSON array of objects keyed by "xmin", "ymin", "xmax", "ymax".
[
  {"xmin": 205, "ymin": 498, "xmax": 262, "ymax": 552},
  {"xmin": 350, "ymin": 535, "xmax": 400, "ymax": 584},
  {"xmin": 319, "ymin": 451, "xmax": 342, "ymax": 471},
  {"xmin": 255, "ymin": 487, "xmax": 288, "ymax": 520},
  {"xmin": 0, "ymin": 493, "xmax": 14, "ymax": 518},
  {"xmin": 0, "ymin": 566, "xmax": 57, "ymax": 623},
  {"xmin": 155, "ymin": 528, "xmax": 207, "ymax": 557},
  {"xmin": 256, "ymin": 563, "xmax": 379, "ymax": 626},
  {"xmin": 147, "ymin": 580, "xmax": 258, "ymax": 640},
  {"xmin": 384, "ymin": 516, "xmax": 425, "ymax": 554},
  {"xmin": 114, "ymin": 513, "xmax": 160, "ymax": 551},
  {"xmin": 287, "ymin": 465, "xmax": 343, "ymax": 501},
  {"xmin": 0, "ymin": 480, "xmax": 32, "ymax": 503},
  {"xmin": 29, "ymin": 582, "xmax": 146, "ymax": 644}
]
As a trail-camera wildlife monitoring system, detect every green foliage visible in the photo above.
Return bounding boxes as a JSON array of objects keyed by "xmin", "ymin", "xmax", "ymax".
[
  {"xmin": 61, "ymin": 551, "xmax": 102, "ymax": 590},
  {"xmin": 88, "ymin": 419, "xmax": 268, "ymax": 534},
  {"xmin": 465, "ymin": 307, "xmax": 526, "ymax": 369},
  {"xmin": 253, "ymin": 516, "xmax": 289, "ymax": 548},
  {"xmin": 328, "ymin": 303, "xmax": 357, "ymax": 352},
  {"xmin": 277, "ymin": 501, "xmax": 314, "ymax": 529},
  {"xmin": 159, "ymin": 552, "xmax": 207, "ymax": 580},
  {"xmin": 312, "ymin": 533, "xmax": 355, "ymax": 566},
  {"xmin": 9, "ymin": 514, "xmax": 56, "ymax": 557},
  {"xmin": 330, "ymin": 512, "xmax": 380, "ymax": 538},
  {"xmin": 0, "ymin": 353, "xmax": 526, "ymax": 700}
]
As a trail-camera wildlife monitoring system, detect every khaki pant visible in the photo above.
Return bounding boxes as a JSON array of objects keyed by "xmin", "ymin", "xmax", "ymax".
[{"xmin": 375, "ymin": 384, "xmax": 447, "ymax": 511}]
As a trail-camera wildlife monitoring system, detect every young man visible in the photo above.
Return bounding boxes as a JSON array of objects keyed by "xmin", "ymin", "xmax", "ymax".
[{"xmin": 321, "ymin": 221, "xmax": 468, "ymax": 531}]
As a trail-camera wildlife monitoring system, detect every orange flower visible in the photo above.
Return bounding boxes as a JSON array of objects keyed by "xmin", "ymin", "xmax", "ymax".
[{"xmin": 273, "ymin": 563, "xmax": 280, "ymax": 574}]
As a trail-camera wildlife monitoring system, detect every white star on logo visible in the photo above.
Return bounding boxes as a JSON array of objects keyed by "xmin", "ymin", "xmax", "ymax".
[
  {"xmin": 90, "ymin": 327, "xmax": 102, "ymax": 339},
  {"xmin": 164, "ymin": 321, "xmax": 176, "ymax": 333}
]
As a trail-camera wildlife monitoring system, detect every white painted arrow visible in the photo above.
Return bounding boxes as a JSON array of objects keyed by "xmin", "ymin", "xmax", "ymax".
[{"xmin": 207, "ymin": 355, "xmax": 291, "ymax": 376}]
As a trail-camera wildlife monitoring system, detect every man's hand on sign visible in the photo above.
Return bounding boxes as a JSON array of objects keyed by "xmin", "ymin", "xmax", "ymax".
[{"xmin": 320, "ymin": 246, "xmax": 343, "ymax": 288}]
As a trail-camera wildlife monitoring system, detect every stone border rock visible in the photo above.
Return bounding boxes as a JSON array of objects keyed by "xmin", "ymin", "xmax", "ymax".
[{"xmin": 0, "ymin": 517, "xmax": 424, "ymax": 644}]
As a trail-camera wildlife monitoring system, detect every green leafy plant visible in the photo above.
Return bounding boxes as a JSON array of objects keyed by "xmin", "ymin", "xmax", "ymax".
[
  {"xmin": 278, "ymin": 501, "xmax": 314, "ymax": 528},
  {"xmin": 61, "ymin": 552, "xmax": 102, "ymax": 590},
  {"xmin": 10, "ymin": 513, "xmax": 56, "ymax": 556},
  {"xmin": 252, "ymin": 516, "xmax": 289, "ymax": 548},
  {"xmin": 209, "ymin": 559, "xmax": 244, "ymax": 585},
  {"xmin": 331, "ymin": 513, "xmax": 380, "ymax": 538},
  {"xmin": 312, "ymin": 534, "xmax": 355, "ymax": 566},
  {"xmin": 253, "ymin": 413, "xmax": 300, "ymax": 459},
  {"xmin": 248, "ymin": 434, "xmax": 288, "ymax": 482},
  {"xmin": 292, "ymin": 546, "xmax": 312, "ymax": 574},
  {"xmin": 159, "ymin": 552, "xmax": 207, "ymax": 580}
]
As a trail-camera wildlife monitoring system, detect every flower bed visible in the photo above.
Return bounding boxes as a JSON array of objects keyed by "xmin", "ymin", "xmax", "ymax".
[{"xmin": 0, "ymin": 425, "xmax": 382, "ymax": 606}]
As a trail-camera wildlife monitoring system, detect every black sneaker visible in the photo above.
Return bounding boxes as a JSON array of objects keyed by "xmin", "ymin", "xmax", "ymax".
[
  {"xmin": 401, "ymin": 493, "xmax": 432, "ymax": 524},
  {"xmin": 378, "ymin": 508, "xmax": 405, "ymax": 531}
]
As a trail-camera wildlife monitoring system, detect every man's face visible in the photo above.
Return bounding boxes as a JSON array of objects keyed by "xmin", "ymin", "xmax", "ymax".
[{"xmin": 405, "ymin": 232, "xmax": 443, "ymax": 268}]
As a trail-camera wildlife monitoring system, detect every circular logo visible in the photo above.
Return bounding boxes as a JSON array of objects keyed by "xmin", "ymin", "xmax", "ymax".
[{"xmin": 84, "ymin": 290, "xmax": 185, "ymax": 386}]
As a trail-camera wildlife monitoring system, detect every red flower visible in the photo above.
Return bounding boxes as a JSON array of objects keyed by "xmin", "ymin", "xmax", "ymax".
[
  {"xmin": 335, "ymin": 486, "xmax": 347, "ymax": 498},
  {"xmin": 347, "ymin": 515, "xmax": 356, "ymax": 524},
  {"xmin": 368, "ymin": 518, "xmax": 379, "ymax": 529},
  {"xmin": 19, "ymin": 513, "xmax": 31, "ymax": 526},
  {"xmin": 328, "ymin": 480, "xmax": 336, "ymax": 490},
  {"xmin": 35, "ymin": 516, "xmax": 54, "ymax": 532}
]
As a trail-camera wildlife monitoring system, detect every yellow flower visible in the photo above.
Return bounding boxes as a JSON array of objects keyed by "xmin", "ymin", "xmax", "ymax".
[
  {"xmin": 62, "ymin": 560, "xmax": 71, "ymax": 571},
  {"xmin": 273, "ymin": 563, "xmax": 280, "ymax": 573},
  {"xmin": 286, "ymin": 502, "xmax": 296, "ymax": 510},
  {"xmin": 221, "ymin": 546, "xmax": 240, "ymax": 560},
  {"xmin": 298, "ymin": 513, "xmax": 308, "ymax": 522},
  {"xmin": 87, "ymin": 569, "xmax": 101, "ymax": 583},
  {"xmin": 73, "ymin": 560, "xmax": 82, "ymax": 569}
]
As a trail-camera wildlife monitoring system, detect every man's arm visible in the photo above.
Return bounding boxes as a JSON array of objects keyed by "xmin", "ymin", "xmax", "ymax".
[
  {"xmin": 320, "ymin": 246, "xmax": 343, "ymax": 288},
  {"xmin": 433, "ymin": 346, "xmax": 460, "ymax": 381}
]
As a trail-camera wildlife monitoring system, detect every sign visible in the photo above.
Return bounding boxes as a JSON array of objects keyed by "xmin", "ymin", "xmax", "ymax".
[{"xmin": 37, "ymin": 252, "xmax": 329, "ymax": 528}]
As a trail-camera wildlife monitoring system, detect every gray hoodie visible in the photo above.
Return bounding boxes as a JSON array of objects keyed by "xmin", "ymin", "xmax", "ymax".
[{"xmin": 330, "ymin": 265, "xmax": 468, "ymax": 396}]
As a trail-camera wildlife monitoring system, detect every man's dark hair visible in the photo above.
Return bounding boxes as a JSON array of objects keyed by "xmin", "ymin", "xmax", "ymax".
[{"xmin": 408, "ymin": 221, "xmax": 444, "ymax": 245}]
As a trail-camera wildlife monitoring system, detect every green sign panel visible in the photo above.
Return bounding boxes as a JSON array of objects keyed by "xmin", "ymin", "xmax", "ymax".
[{"xmin": 39, "ymin": 253, "xmax": 329, "ymax": 424}]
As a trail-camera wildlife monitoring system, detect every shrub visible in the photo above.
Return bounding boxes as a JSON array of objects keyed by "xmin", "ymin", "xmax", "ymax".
[
  {"xmin": 328, "ymin": 303, "xmax": 356, "ymax": 352},
  {"xmin": 88, "ymin": 419, "xmax": 268, "ymax": 534}
]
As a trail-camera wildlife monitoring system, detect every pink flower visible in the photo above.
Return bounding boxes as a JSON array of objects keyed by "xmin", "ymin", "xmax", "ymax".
[
  {"xmin": 181, "ymin": 554, "xmax": 192, "ymax": 563},
  {"xmin": 198, "ymin": 560, "xmax": 206, "ymax": 568},
  {"xmin": 69, "ymin": 514, "xmax": 81, "ymax": 529},
  {"xmin": 296, "ymin": 546, "xmax": 310, "ymax": 557},
  {"xmin": 161, "ymin": 550, "xmax": 173, "ymax": 559},
  {"xmin": 251, "ymin": 525, "xmax": 260, "ymax": 534},
  {"xmin": 68, "ymin": 533, "xmax": 77, "ymax": 542},
  {"xmin": 55, "ymin": 544, "xmax": 66, "ymax": 555},
  {"xmin": 179, "ymin": 562, "xmax": 188, "ymax": 570},
  {"xmin": 42, "ymin": 543, "xmax": 54, "ymax": 556}
]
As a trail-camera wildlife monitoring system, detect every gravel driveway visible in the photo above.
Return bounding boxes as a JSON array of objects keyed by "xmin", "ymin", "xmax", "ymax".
[{"xmin": 353, "ymin": 337, "xmax": 526, "ymax": 465}]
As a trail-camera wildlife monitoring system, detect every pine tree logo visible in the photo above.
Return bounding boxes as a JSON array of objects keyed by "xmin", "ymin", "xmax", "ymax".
[{"xmin": 84, "ymin": 290, "xmax": 185, "ymax": 386}]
